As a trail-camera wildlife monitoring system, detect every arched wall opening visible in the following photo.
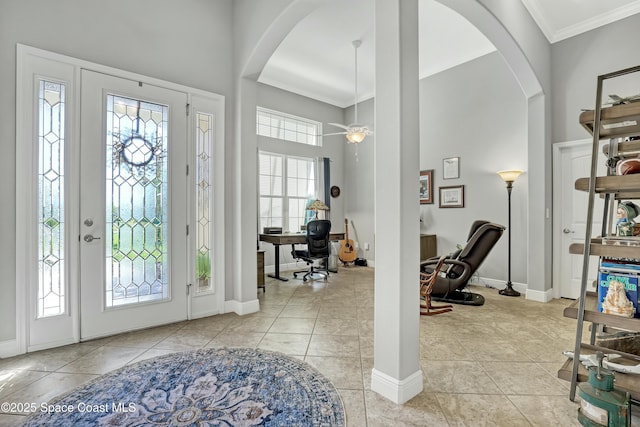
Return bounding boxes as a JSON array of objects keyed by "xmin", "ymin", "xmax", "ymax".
[
  {"xmin": 234, "ymin": 0, "xmax": 551, "ymax": 301},
  {"xmin": 434, "ymin": 0, "xmax": 550, "ymax": 300}
]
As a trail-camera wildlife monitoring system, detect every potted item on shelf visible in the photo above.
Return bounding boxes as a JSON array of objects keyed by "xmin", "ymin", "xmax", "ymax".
[
  {"xmin": 616, "ymin": 201, "xmax": 640, "ymax": 236},
  {"xmin": 616, "ymin": 157, "xmax": 640, "ymax": 175}
]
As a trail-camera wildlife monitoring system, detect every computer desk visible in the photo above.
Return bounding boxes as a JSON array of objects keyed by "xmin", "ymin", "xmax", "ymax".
[{"xmin": 258, "ymin": 232, "xmax": 345, "ymax": 281}]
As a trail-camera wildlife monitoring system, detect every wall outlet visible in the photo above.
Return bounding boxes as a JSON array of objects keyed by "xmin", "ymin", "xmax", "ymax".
[{"xmin": 364, "ymin": 242, "xmax": 370, "ymax": 251}]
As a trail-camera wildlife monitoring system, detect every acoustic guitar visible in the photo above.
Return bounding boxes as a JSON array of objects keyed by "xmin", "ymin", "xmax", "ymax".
[{"xmin": 339, "ymin": 218, "xmax": 357, "ymax": 263}]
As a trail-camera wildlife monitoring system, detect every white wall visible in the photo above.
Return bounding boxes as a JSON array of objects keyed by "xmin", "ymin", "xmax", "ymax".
[
  {"xmin": 342, "ymin": 99, "xmax": 376, "ymax": 263},
  {"xmin": 551, "ymin": 13, "xmax": 640, "ymax": 144},
  {"xmin": 0, "ymin": 0, "xmax": 234, "ymax": 342},
  {"xmin": 419, "ymin": 52, "xmax": 527, "ymax": 284},
  {"xmin": 343, "ymin": 51, "xmax": 527, "ymax": 285}
]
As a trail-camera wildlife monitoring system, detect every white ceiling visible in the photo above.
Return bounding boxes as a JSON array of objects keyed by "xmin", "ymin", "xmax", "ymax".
[{"xmin": 258, "ymin": 0, "xmax": 640, "ymax": 108}]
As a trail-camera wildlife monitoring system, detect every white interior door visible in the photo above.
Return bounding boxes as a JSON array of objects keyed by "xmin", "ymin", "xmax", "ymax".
[
  {"xmin": 80, "ymin": 70, "xmax": 188, "ymax": 339},
  {"xmin": 555, "ymin": 140, "xmax": 606, "ymax": 299}
]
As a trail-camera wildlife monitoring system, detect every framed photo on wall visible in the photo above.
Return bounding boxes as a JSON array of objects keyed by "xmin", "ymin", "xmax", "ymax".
[
  {"xmin": 439, "ymin": 185, "xmax": 464, "ymax": 208},
  {"xmin": 443, "ymin": 157, "xmax": 460, "ymax": 179},
  {"xmin": 419, "ymin": 170, "xmax": 433, "ymax": 204}
]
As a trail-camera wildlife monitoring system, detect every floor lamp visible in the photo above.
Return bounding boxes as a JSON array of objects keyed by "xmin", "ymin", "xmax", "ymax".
[{"xmin": 497, "ymin": 170, "xmax": 523, "ymax": 297}]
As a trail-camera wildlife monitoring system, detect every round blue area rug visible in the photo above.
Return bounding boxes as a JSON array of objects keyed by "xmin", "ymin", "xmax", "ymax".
[{"xmin": 24, "ymin": 347, "xmax": 345, "ymax": 426}]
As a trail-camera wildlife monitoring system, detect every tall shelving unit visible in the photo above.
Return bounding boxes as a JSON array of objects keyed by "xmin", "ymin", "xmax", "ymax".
[{"xmin": 557, "ymin": 65, "xmax": 640, "ymax": 403}]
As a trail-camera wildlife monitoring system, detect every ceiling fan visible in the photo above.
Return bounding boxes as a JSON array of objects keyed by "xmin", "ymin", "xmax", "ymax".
[{"xmin": 325, "ymin": 40, "xmax": 373, "ymax": 144}]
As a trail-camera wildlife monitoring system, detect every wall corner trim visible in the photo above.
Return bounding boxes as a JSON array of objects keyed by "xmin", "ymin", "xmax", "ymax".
[
  {"xmin": 224, "ymin": 299, "xmax": 260, "ymax": 316},
  {"xmin": 526, "ymin": 287, "xmax": 554, "ymax": 303},
  {"xmin": 370, "ymin": 368, "xmax": 423, "ymax": 404}
]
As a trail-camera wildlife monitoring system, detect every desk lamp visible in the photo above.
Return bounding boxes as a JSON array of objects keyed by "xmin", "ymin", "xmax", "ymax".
[{"xmin": 307, "ymin": 199, "xmax": 329, "ymax": 219}]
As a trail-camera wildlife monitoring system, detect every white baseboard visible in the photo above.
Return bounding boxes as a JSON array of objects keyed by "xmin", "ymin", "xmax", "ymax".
[
  {"xmin": 224, "ymin": 299, "xmax": 260, "ymax": 316},
  {"xmin": 471, "ymin": 275, "xmax": 556, "ymax": 302},
  {"xmin": 469, "ymin": 276, "xmax": 528, "ymax": 298},
  {"xmin": 0, "ymin": 339, "xmax": 19, "ymax": 358},
  {"xmin": 370, "ymin": 368, "xmax": 423, "ymax": 404},
  {"xmin": 266, "ymin": 259, "xmax": 375, "ymax": 274},
  {"xmin": 525, "ymin": 287, "xmax": 554, "ymax": 303}
]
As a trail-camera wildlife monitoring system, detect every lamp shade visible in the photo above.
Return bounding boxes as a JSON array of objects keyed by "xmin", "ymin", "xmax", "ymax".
[
  {"xmin": 346, "ymin": 130, "xmax": 367, "ymax": 144},
  {"xmin": 306, "ymin": 199, "xmax": 329, "ymax": 212},
  {"xmin": 497, "ymin": 170, "xmax": 523, "ymax": 183}
]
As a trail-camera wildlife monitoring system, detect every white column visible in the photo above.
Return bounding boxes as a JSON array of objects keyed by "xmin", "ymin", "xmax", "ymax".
[
  {"xmin": 371, "ymin": 0, "xmax": 422, "ymax": 404},
  {"xmin": 231, "ymin": 77, "xmax": 260, "ymax": 314}
]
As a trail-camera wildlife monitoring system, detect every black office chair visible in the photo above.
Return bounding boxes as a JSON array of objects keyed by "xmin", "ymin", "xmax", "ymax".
[{"xmin": 291, "ymin": 219, "xmax": 332, "ymax": 282}]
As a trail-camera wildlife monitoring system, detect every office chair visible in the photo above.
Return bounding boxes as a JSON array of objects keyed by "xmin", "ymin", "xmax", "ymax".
[
  {"xmin": 291, "ymin": 219, "xmax": 332, "ymax": 282},
  {"xmin": 420, "ymin": 220, "xmax": 505, "ymax": 306}
]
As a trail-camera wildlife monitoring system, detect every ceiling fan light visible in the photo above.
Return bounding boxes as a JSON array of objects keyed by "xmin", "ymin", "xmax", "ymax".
[{"xmin": 346, "ymin": 131, "xmax": 366, "ymax": 144}]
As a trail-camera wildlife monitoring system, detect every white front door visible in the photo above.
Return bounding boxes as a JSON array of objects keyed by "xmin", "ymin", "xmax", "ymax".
[
  {"xmin": 554, "ymin": 140, "xmax": 606, "ymax": 299},
  {"xmin": 79, "ymin": 70, "xmax": 188, "ymax": 339},
  {"xmin": 19, "ymin": 47, "xmax": 225, "ymax": 354}
]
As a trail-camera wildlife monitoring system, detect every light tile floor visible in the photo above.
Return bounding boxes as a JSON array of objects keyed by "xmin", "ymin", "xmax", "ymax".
[{"xmin": 0, "ymin": 266, "xmax": 634, "ymax": 426}]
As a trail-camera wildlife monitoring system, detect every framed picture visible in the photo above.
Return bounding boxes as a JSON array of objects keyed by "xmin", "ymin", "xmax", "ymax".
[
  {"xmin": 419, "ymin": 170, "xmax": 433, "ymax": 204},
  {"xmin": 443, "ymin": 157, "xmax": 460, "ymax": 179},
  {"xmin": 439, "ymin": 185, "xmax": 464, "ymax": 208}
]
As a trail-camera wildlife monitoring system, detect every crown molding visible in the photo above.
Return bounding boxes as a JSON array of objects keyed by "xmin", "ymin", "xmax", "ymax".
[
  {"xmin": 520, "ymin": 0, "xmax": 555, "ymax": 43},
  {"xmin": 522, "ymin": 0, "xmax": 640, "ymax": 44},
  {"xmin": 552, "ymin": 2, "xmax": 640, "ymax": 43}
]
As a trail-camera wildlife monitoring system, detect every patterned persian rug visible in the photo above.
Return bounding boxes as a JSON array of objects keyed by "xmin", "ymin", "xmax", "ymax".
[{"xmin": 24, "ymin": 347, "xmax": 345, "ymax": 426}]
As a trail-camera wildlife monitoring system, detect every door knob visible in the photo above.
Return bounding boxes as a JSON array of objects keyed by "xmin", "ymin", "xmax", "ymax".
[
  {"xmin": 562, "ymin": 228, "xmax": 574, "ymax": 234},
  {"xmin": 83, "ymin": 234, "xmax": 101, "ymax": 242},
  {"xmin": 84, "ymin": 218, "xmax": 94, "ymax": 227}
]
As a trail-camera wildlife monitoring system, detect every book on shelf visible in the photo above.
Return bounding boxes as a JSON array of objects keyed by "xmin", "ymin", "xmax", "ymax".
[{"xmin": 601, "ymin": 258, "xmax": 640, "ymax": 272}]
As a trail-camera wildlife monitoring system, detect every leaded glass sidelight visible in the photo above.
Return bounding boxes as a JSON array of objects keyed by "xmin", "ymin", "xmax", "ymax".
[
  {"xmin": 105, "ymin": 95, "xmax": 169, "ymax": 307},
  {"xmin": 196, "ymin": 112, "xmax": 214, "ymax": 293},
  {"xmin": 37, "ymin": 80, "xmax": 66, "ymax": 318}
]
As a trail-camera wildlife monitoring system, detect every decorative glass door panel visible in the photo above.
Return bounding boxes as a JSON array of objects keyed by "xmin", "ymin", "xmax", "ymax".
[
  {"xmin": 106, "ymin": 95, "xmax": 169, "ymax": 306},
  {"xmin": 27, "ymin": 74, "xmax": 75, "ymax": 351},
  {"xmin": 195, "ymin": 112, "xmax": 213, "ymax": 293},
  {"xmin": 80, "ymin": 70, "xmax": 188, "ymax": 340},
  {"xmin": 38, "ymin": 81, "xmax": 67, "ymax": 318}
]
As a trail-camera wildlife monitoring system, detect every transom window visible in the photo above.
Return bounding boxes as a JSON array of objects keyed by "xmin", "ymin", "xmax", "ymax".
[{"xmin": 257, "ymin": 107, "xmax": 322, "ymax": 146}]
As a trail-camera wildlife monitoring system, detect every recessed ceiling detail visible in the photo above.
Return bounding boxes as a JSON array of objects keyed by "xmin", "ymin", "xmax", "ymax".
[{"xmin": 258, "ymin": 0, "xmax": 639, "ymax": 107}]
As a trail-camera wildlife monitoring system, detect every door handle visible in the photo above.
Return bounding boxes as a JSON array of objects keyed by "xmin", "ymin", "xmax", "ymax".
[
  {"xmin": 83, "ymin": 234, "xmax": 101, "ymax": 242},
  {"xmin": 562, "ymin": 228, "xmax": 574, "ymax": 234}
]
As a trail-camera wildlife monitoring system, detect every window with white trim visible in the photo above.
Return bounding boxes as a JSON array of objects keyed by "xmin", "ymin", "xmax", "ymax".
[
  {"xmin": 259, "ymin": 152, "xmax": 317, "ymax": 233},
  {"xmin": 257, "ymin": 107, "xmax": 322, "ymax": 146}
]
